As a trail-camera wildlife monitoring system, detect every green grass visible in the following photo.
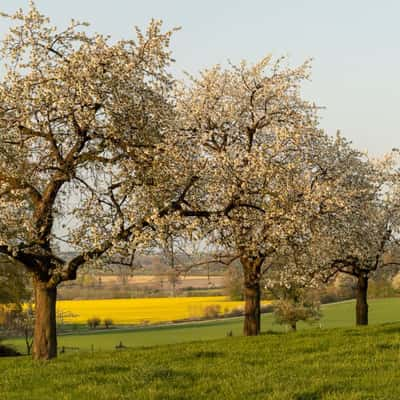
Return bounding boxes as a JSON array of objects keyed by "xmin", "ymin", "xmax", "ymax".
[
  {"xmin": 6, "ymin": 297, "xmax": 400, "ymax": 352},
  {"xmin": 1, "ymin": 322, "xmax": 400, "ymax": 399}
]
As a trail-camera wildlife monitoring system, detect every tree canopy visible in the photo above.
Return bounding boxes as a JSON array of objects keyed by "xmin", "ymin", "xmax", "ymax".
[{"xmin": 0, "ymin": 2, "xmax": 399, "ymax": 359}]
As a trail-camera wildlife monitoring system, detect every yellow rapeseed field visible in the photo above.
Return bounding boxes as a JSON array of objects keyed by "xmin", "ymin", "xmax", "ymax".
[{"xmin": 56, "ymin": 297, "xmax": 271, "ymax": 325}]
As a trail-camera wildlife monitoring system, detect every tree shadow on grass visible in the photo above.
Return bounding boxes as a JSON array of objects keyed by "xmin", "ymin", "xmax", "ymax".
[
  {"xmin": 294, "ymin": 392, "xmax": 322, "ymax": 400},
  {"xmin": 343, "ymin": 330, "xmax": 362, "ymax": 336},
  {"xmin": 149, "ymin": 368, "xmax": 192, "ymax": 379},
  {"xmin": 294, "ymin": 383, "xmax": 339, "ymax": 400},
  {"xmin": 192, "ymin": 350, "xmax": 224, "ymax": 359},
  {"xmin": 377, "ymin": 323, "xmax": 400, "ymax": 334},
  {"xmin": 377, "ymin": 343, "xmax": 400, "ymax": 351},
  {"xmin": 146, "ymin": 368, "xmax": 199, "ymax": 388},
  {"xmin": 260, "ymin": 330, "xmax": 285, "ymax": 336},
  {"xmin": 89, "ymin": 365, "xmax": 131, "ymax": 374}
]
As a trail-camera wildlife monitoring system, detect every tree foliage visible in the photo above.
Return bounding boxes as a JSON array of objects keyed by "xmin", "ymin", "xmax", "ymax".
[
  {"xmin": 0, "ymin": 2, "xmax": 198, "ymax": 359},
  {"xmin": 0, "ymin": 256, "xmax": 30, "ymax": 305},
  {"xmin": 0, "ymin": 2, "xmax": 399, "ymax": 360}
]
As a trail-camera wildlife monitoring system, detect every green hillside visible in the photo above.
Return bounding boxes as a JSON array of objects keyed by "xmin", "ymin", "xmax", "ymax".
[
  {"xmin": 6, "ymin": 298, "xmax": 400, "ymax": 353},
  {"xmin": 1, "ymin": 321, "xmax": 400, "ymax": 399}
]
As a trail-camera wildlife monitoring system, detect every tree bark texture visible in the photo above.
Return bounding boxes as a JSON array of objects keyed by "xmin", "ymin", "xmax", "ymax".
[
  {"xmin": 33, "ymin": 278, "xmax": 57, "ymax": 360},
  {"xmin": 356, "ymin": 273, "xmax": 368, "ymax": 326},
  {"xmin": 242, "ymin": 256, "xmax": 262, "ymax": 336}
]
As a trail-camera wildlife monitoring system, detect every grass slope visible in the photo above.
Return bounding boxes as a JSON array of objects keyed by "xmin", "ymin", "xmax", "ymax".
[
  {"xmin": 7, "ymin": 297, "xmax": 400, "ymax": 352},
  {"xmin": 1, "ymin": 323, "xmax": 400, "ymax": 399}
]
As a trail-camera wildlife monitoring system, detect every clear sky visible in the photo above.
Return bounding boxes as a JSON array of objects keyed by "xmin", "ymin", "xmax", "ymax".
[{"xmin": 1, "ymin": 0, "xmax": 399, "ymax": 155}]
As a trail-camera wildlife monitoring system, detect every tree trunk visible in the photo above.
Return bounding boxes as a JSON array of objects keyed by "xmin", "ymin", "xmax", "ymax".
[
  {"xmin": 356, "ymin": 274, "xmax": 368, "ymax": 326},
  {"xmin": 242, "ymin": 256, "xmax": 262, "ymax": 336},
  {"xmin": 33, "ymin": 279, "xmax": 57, "ymax": 360}
]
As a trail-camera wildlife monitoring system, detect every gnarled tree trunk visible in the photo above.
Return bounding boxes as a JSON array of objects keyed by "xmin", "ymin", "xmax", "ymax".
[
  {"xmin": 242, "ymin": 256, "xmax": 263, "ymax": 336},
  {"xmin": 33, "ymin": 278, "xmax": 57, "ymax": 360},
  {"xmin": 356, "ymin": 273, "xmax": 368, "ymax": 326}
]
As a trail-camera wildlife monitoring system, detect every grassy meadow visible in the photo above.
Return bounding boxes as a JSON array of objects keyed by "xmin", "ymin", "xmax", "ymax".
[
  {"xmin": 1, "ymin": 322, "xmax": 400, "ymax": 399},
  {"xmin": 7, "ymin": 298, "xmax": 400, "ymax": 353}
]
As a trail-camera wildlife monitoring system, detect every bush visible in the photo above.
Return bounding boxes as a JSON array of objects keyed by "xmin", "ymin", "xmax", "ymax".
[
  {"xmin": 270, "ymin": 283, "xmax": 321, "ymax": 331},
  {"xmin": 103, "ymin": 318, "xmax": 114, "ymax": 329},
  {"xmin": 0, "ymin": 306, "xmax": 35, "ymax": 355},
  {"xmin": 260, "ymin": 304, "xmax": 274, "ymax": 314},
  {"xmin": 223, "ymin": 307, "xmax": 243, "ymax": 317},
  {"xmin": 203, "ymin": 304, "xmax": 221, "ymax": 319},
  {"xmin": 392, "ymin": 272, "xmax": 400, "ymax": 292},
  {"xmin": 87, "ymin": 317, "xmax": 101, "ymax": 329},
  {"xmin": 274, "ymin": 298, "xmax": 321, "ymax": 331},
  {"xmin": 0, "ymin": 341, "xmax": 20, "ymax": 357}
]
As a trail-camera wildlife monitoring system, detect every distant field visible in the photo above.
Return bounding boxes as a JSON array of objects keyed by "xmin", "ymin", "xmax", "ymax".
[
  {"xmin": 58, "ymin": 274, "xmax": 225, "ymax": 300},
  {"xmin": 8, "ymin": 297, "xmax": 400, "ymax": 353},
  {"xmin": 56, "ymin": 296, "xmax": 266, "ymax": 325},
  {"xmin": 2, "ymin": 321, "xmax": 400, "ymax": 399},
  {"xmin": 98, "ymin": 274, "xmax": 224, "ymax": 287}
]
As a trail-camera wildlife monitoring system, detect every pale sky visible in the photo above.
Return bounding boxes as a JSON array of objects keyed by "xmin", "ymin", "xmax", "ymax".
[{"xmin": 1, "ymin": 0, "xmax": 399, "ymax": 155}]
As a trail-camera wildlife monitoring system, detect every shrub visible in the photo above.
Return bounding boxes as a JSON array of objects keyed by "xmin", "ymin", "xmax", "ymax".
[
  {"xmin": 203, "ymin": 304, "xmax": 221, "ymax": 319},
  {"xmin": 260, "ymin": 304, "xmax": 274, "ymax": 314},
  {"xmin": 270, "ymin": 283, "xmax": 321, "ymax": 331},
  {"xmin": 0, "ymin": 340, "xmax": 20, "ymax": 357},
  {"xmin": 274, "ymin": 298, "xmax": 321, "ymax": 331},
  {"xmin": 103, "ymin": 318, "xmax": 114, "ymax": 329},
  {"xmin": 392, "ymin": 272, "xmax": 400, "ymax": 292},
  {"xmin": 87, "ymin": 317, "xmax": 101, "ymax": 329},
  {"xmin": 1, "ymin": 306, "xmax": 34, "ymax": 355},
  {"xmin": 223, "ymin": 307, "xmax": 243, "ymax": 317}
]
